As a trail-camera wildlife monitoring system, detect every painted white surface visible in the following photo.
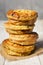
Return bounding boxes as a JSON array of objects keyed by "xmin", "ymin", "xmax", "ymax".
[
  {"xmin": 4, "ymin": 56, "xmax": 40, "ymax": 65},
  {"xmin": 0, "ymin": 55, "xmax": 5, "ymax": 65},
  {"xmin": 33, "ymin": 20, "xmax": 43, "ymax": 41},
  {"xmin": 39, "ymin": 54, "xmax": 43, "ymax": 65},
  {"xmin": 0, "ymin": 20, "xmax": 43, "ymax": 65},
  {"xmin": 0, "ymin": 27, "xmax": 9, "ymax": 44}
]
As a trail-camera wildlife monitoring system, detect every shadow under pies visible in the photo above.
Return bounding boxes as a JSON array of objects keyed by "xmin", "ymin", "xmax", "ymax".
[{"xmin": 35, "ymin": 41, "xmax": 43, "ymax": 54}]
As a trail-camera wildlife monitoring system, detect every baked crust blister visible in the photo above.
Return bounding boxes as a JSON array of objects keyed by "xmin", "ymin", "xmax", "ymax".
[
  {"xmin": 9, "ymin": 32, "xmax": 38, "ymax": 41},
  {"xmin": 6, "ymin": 29, "xmax": 33, "ymax": 34},
  {"xmin": 8, "ymin": 18, "xmax": 37, "ymax": 25},
  {"xmin": 2, "ymin": 39, "xmax": 35, "ymax": 56},
  {"xmin": 4, "ymin": 22, "xmax": 35, "ymax": 30},
  {"xmin": 7, "ymin": 10, "xmax": 38, "ymax": 21}
]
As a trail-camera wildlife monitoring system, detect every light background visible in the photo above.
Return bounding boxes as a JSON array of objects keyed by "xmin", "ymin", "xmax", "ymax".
[
  {"xmin": 0, "ymin": 0, "xmax": 43, "ymax": 20},
  {"xmin": 0, "ymin": 1, "xmax": 43, "ymax": 65},
  {"xmin": 0, "ymin": 0, "xmax": 43, "ymax": 39}
]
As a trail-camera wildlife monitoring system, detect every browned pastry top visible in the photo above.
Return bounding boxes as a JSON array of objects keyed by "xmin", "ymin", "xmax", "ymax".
[
  {"xmin": 2, "ymin": 39, "xmax": 35, "ymax": 53},
  {"xmin": 7, "ymin": 10, "xmax": 38, "ymax": 21}
]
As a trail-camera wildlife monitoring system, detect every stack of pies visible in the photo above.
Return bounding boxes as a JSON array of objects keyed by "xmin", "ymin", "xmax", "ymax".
[{"xmin": 2, "ymin": 10, "xmax": 38, "ymax": 56}]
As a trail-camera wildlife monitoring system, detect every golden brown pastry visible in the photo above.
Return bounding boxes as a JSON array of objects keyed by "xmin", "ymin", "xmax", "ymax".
[
  {"xmin": 9, "ymin": 32, "xmax": 38, "ymax": 41},
  {"xmin": 6, "ymin": 28, "xmax": 33, "ymax": 34},
  {"xmin": 7, "ymin": 10, "xmax": 38, "ymax": 21},
  {"xmin": 4, "ymin": 22, "xmax": 35, "ymax": 30},
  {"xmin": 3, "ymin": 47, "xmax": 34, "ymax": 56},
  {"xmin": 8, "ymin": 18, "xmax": 37, "ymax": 25},
  {"xmin": 1, "ymin": 9, "xmax": 38, "ymax": 56},
  {"xmin": 10, "ymin": 39, "xmax": 37, "ymax": 46},
  {"xmin": 2, "ymin": 39, "xmax": 35, "ymax": 53}
]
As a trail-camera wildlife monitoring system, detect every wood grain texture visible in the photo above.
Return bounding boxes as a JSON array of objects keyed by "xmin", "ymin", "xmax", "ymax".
[
  {"xmin": 38, "ymin": 54, "xmax": 43, "ymax": 65},
  {"xmin": 0, "ymin": 45, "xmax": 5, "ymax": 65},
  {"xmin": 0, "ymin": 41, "xmax": 43, "ymax": 61},
  {"xmin": 4, "ymin": 56, "xmax": 40, "ymax": 65}
]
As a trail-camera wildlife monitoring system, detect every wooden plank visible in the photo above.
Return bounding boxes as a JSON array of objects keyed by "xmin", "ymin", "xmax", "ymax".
[
  {"xmin": 38, "ymin": 54, "xmax": 43, "ymax": 65},
  {"xmin": 0, "ymin": 45, "xmax": 5, "ymax": 65},
  {"xmin": 0, "ymin": 55, "xmax": 5, "ymax": 65},
  {"xmin": 0, "ymin": 41, "xmax": 43, "ymax": 61},
  {"xmin": 4, "ymin": 56, "xmax": 40, "ymax": 65}
]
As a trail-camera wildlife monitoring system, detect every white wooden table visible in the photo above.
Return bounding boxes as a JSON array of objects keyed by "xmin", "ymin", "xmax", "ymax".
[{"xmin": 0, "ymin": 20, "xmax": 43, "ymax": 65}]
